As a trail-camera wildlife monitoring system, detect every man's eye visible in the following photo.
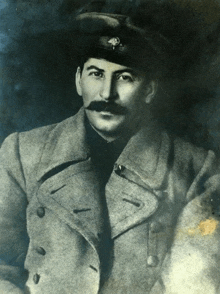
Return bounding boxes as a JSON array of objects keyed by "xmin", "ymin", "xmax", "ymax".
[
  {"xmin": 117, "ymin": 74, "xmax": 133, "ymax": 82},
  {"xmin": 90, "ymin": 71, "xmax": 103, "ymax": 78}
]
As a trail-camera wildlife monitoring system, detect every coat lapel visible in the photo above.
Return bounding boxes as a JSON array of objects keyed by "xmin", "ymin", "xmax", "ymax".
[
  {"xmin": 116, "ymin": 123, "xmax": 171, "ymax": 190},
  {"xmin": 35, "ymin": 108, "xmax": 107, "ymax": 256},
  {"xmin": 105, "ymin": 172, "xmax": 159, "ymax": 239},
  {"xmin": 106, "ymin": 123, "xmax": 171, "ymax": 239},
  {"xmin": 36, "ymin": 107, "xmax": 89, "ymax": 181},
  {"xmin": 36, "ymin": 158, "xmax": 109, "ymax": 253}
]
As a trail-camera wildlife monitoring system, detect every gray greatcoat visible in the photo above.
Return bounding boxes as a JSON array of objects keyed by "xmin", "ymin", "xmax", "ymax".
[{"xmin": 0, "ymin": 108, "xmax": 220, "ymax": 294}]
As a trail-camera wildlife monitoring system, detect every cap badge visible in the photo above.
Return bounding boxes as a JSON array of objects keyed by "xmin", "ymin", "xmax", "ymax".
[{"xmin": 108, "ymin": 37, "xmax": 121, "ymax": 50}]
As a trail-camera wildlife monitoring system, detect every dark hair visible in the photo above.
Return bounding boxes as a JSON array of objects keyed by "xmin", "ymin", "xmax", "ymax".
[{"xmin": 78, "ymin": 55, "xmax": 90, "ymax": 72}]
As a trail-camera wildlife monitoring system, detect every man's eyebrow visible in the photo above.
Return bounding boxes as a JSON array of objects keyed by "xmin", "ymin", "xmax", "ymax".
[
  {"xmin": 114, "ymin": 69, "xmax": 137, "ymax": 75},
  {"xmin": 86, "ymin": 65, "xmax": 104, "ymax": 72},
  {"xmin": 86, "ymin": 66, "xmax": 137, "ymax": 75}
]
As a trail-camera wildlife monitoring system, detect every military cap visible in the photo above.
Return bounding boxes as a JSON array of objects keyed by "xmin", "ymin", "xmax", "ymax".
[{"xmin": 72, "ymin": 12, "xmax": 174, "ymax": 77}]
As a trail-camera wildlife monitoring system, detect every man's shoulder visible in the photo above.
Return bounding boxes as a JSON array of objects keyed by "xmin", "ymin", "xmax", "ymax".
[
  {"xmin": 1, "ymin": 109, "xmax": 85, "ymax": 173},
  {"xmin": 19, "ymin": 112, "xmax": 80, "ymax": 144},
  {"xmin": 172, "ymin": 135, "xmax": 216, "ymax": 177},
  {"xmin": 19, "ymin": 107, "xmax": 85, "ymax": 148}
]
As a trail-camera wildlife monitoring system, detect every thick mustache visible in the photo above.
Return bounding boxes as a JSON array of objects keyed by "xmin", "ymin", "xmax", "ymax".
[{"xmin": 85, "ymin": 101, "xmax": 127, "ymax": 114}]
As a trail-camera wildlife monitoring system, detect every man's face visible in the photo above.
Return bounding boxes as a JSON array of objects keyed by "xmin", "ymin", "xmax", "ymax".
[{"xmin": 76, "ymin": 58, "xmax": 157, "ymax": 138}]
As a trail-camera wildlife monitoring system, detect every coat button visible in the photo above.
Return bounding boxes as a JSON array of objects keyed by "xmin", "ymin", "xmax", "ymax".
[
  {"xmin": 37, "ymin": 207, "xmax": 45, "ymax": 218},
  {"xmin": 147, "ymin": 256, "xmax": 159, "ymax": 267},
  {"xmin": 154, "ymin": 190, "xmax": 168, "ymax": 198},
  {"xmin": 33, "ymin": 273, "xmax": 40, "ymax": 284},
  {"xmin": 36, "ymin": 247, "xmax": 46, "ymax": 255},
  {"xmin": 150, "ymin": 222, "xmax": 163, "ymax": 233},
  {"xmin": 114, "ymin": 164, "xmax": 125, "ymax": 173},
  {"xmin": 118, "ymin": 165, "xmax": 125, "ymax": 171}
]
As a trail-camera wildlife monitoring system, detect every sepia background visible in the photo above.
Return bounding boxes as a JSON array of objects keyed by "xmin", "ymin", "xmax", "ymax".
[{"xmin": 1, "ymin": 0, "xmax": 220, "ymax": 153}]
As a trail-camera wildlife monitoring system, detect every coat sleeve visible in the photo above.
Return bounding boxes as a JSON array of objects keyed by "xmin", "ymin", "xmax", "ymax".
[
  {"xmin": 161, "ymin": 151, "xmax": 220, "ymax": 294},
  {"xmin": 0, "ymin": 133, "xmax": 29, "ymax": 293}
]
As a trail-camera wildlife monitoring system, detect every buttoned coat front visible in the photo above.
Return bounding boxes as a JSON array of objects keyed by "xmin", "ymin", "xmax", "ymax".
[{"xmin": 0, "ymin": 108, "xmax": 220, "ymax": 294}]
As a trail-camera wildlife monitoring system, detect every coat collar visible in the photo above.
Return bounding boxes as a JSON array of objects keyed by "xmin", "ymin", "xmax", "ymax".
[
  {"xmin": 37, "ymin": 107, "xmax": 171, "ymax": 189},
  {"xmin": 37, "ymin": 107, "xmax": 89, "ymax": 181},
  {"xmin": 116, "ymin": 124, "xmax": 170, "ymax": 189}
]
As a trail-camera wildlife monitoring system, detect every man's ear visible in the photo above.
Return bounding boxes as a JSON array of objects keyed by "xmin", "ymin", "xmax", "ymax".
[
  {"xmin": 144, "ymin": 80, "xmax": 158, "ymax": 104},
  {"xmin": 75, "ymin": 67, "xmax": 82, "ymax": 96}
]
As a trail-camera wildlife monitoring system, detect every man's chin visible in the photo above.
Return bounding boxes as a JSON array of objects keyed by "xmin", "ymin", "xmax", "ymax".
[
  {"xmin": 92, "ymin": 122, "xmax": 123, "ymax": 135},
  {"xmin": 85, "ymin": 109, "xmax": 128, "ymax": 135}
]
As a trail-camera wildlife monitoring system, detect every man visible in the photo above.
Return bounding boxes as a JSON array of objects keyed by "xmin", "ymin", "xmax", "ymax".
[{"xmin": 0, "ymin": 11, "xmax": 220, "ymax": 294}]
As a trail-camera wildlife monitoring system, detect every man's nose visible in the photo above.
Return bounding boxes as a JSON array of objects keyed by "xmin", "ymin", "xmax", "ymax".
[{"xmin": 99, "ymin": 76, "xmax": 117, "ymax": 101}]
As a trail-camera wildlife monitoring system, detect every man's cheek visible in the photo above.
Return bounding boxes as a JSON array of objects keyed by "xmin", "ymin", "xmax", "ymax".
[{"xmin": 82, "ymin": 93, "xmax": 92, "ymax": 107}]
